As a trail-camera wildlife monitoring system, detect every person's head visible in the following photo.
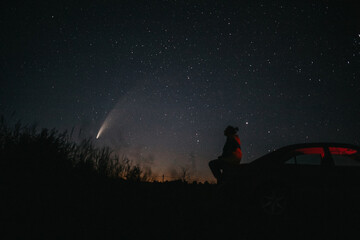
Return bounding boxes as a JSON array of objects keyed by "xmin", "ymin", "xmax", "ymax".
[{"xmin": 224, "ymin": 125, "xmax": 239, "ymax": 137}]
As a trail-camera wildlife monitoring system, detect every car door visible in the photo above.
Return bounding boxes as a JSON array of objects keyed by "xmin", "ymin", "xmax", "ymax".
[
  {"xmin": 327, "ymin": 146, "xmax": 360, "ymax": 192},
  {"xmin": 327, "ymin": 146, "xmax": 360, "ymax": 230},
  {"xmin": 256, "ymin": 147, "xmax": 327, "ymax": 216},
  {"xmin": 283, "ymin": 147, "xmax": 328, "ymax": 212}
]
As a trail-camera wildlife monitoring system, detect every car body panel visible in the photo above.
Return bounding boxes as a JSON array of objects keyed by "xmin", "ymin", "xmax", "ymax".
[{"xmin": 227, "ymin": 142, "xmax": 360, "ymax": 215}]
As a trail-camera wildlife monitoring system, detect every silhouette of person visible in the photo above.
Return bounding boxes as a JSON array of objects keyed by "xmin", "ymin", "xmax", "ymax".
[{"xmin": 209, "ymin": 126, "xmax": 242, "ymax": 184}]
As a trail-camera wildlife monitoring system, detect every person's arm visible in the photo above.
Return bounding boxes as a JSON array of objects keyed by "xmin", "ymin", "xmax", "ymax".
[
  {"xmin": 221, "ymin": 139, "xmax": 233, "ymax": 157},
  {"xmin": 222, "ymin": 138, "xmax": 240, "ymax": 156}
]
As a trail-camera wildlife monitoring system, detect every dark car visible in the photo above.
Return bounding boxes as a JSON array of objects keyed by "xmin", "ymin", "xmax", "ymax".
[{"xmin": 224, "ymin": 142, "xmax": 360, "ymax": 216}]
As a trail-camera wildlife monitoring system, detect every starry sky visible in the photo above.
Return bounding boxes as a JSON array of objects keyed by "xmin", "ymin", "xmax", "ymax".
[{"xmin": 1, "ymin": 0, "xmax": 360, "ymax": 182}]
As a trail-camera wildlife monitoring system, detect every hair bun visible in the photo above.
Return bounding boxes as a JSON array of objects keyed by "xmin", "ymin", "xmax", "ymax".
[{"xmin": 225, "ymin": 125, "xmax": 239, "ymax": 135}]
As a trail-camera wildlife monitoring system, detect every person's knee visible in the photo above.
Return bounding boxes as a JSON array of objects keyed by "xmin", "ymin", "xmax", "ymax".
[
  {"xmin": 209, "ymin": 159, "xmax": 219, "ymax": 169},
  {"xmin": 208, "ymin": 160, "xmax": 214, "ymax": 168}
]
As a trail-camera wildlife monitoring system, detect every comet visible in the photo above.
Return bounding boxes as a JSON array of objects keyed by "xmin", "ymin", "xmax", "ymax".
[
  {"xmin": 96, "ymin": 114, "xmax": 114, "ymax": 139},
  {"xmin": 95, "ymin": 81, "xmax": 142, "ymax": 139},
  {"xmin": 96, "ymin": 122, "xmax": 107, "ymax": 139},
  {"xmin": 96, "ymin": 106, "xmax": 117, "ymax": 140},
  {"xmin": 95, "ymin": 92, "xmax": 129, "ymax": 139}
]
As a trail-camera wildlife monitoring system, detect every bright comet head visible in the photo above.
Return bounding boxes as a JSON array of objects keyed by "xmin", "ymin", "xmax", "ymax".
[{"xmin": 96, "ymin": 121, "xmax": 108, "ymax": 139}]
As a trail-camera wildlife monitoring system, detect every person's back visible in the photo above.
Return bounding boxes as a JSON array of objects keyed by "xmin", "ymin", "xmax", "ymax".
[
  {"xmin": 222, "ymin": 134, "xmax": 242, "ymax": 164},
  {"xmin": 209, "ymin": 126, "xmax": 242, "ymax": 184}
]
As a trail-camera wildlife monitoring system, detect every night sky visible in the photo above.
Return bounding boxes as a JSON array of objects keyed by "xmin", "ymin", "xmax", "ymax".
[{"xmin": 1, "ymin": 0, "xmax": 360, "ymax": 182}]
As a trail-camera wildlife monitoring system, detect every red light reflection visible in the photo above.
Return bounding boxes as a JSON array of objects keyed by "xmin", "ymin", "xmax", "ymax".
[
  {"xmin": 295, "ymin": 147, "xmax": 357, "ymax": 157},
  {"xmin": 296, "ymin": 147, "xmax": 324, "ymax": 156},
  {"xmin": 329, "ymin": 147, "xmax": 357, "ymax": 155}
]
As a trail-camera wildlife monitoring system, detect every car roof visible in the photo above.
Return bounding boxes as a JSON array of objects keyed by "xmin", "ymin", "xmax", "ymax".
[
  {"xmin": 250, "ymin": 142, "xmax": 360, "ymax": 165},
  {"xmin": 276, "ymin": 142, "xmax": 360, "ymax": 150}
]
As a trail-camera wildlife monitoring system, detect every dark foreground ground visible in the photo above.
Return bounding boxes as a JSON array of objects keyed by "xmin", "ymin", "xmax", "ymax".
[
  {"xmin": 1, "ymin": 177, "xmax": 359, "ymax": 240},
  {"xmin": 2, "ymin": 123, "xmax": 359, "ymax": 239}
]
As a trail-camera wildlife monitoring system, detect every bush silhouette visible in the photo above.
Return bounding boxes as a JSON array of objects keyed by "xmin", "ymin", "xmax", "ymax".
[{"xmin": 0, "ymin": 116, "xmax": 150, "ymax": 183}]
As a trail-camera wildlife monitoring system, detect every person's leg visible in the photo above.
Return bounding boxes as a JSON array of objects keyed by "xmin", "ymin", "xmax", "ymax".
[
  {"xmin": 221, "ymin": 161, "xmax": 234, "ymax": 183},
  {"xmin": 209, "ymin": 159, "xmax": 223, "ymax": 183}
]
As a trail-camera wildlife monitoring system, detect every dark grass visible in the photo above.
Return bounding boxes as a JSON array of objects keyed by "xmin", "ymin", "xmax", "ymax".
[
  {"xmin": 0, "ymin": 117, "xmax": 356, "ymax": 239},
  {"xmin": 0, "ymin": 117, "xmax": 151, "ymax": 182}
]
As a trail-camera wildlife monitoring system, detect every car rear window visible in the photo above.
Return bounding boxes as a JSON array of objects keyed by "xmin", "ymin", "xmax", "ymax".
[
  {"xmin": 285, "ymin": 147, "xmax": 324, "ymax": 165},
  {"xmin": 329, "ymin": 147, "xmax": 360, "ymax": 166},
  {"xmin": 296, "ymin": 147, "xmax": 325, "ymax": 157}
]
